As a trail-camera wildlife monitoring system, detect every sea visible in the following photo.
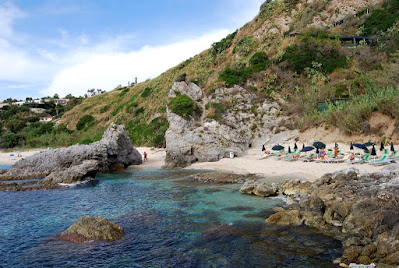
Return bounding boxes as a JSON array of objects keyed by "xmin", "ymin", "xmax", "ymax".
[{"xmin": 0, "ymin": 167, "xmax": 342, "ymax": 267}]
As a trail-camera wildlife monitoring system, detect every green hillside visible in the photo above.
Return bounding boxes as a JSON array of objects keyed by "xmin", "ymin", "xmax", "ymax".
[{"xmin": 2, "ymin": 0, "xmax": 399, "ymax": 148}]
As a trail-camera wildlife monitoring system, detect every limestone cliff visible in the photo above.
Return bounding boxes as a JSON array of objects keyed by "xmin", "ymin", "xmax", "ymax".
[{"xmin": 164, "ymin": 81, "xmax": 289, "ymax": 168}]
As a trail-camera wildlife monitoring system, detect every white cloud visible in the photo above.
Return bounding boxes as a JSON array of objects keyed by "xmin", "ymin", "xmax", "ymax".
[
  {"xmin": 41, "ymin": 30, "xmax": 230, "ymax": 97},
  {"xmin": 0, "ymin": 2, "xmax": 25, "ymax": 38}
]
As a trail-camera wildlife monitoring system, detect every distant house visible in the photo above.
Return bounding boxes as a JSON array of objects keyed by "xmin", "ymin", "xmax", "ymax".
[
  {"xmin": 0, "ymin": 103, "xmax": 10, "ymax": 108},
  {"xmin": 26, "ymin": 98, "xmax": 43, "ymax": 105},
  {"xmin": 54, "ymin": 99, "xmax": 70, "ymax": 106},
  {"xmin": 39, "ymin": 116, "xmax": 54, "ymax": 122},
  {"xmin": 13, "ymin": 101, "xmax": 25, "ymax": 106}
]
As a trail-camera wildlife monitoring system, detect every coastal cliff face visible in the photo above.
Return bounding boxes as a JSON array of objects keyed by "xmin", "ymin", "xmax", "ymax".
[
  {"xmin": 164, "ymin": 81, "xmax": 282, "ymax": 168},
  {"xmin": 264, "ymin": 167, "xmax": 399, "ymax": 266},
  {"xmin": 0, "ymin": 123, "xmax": 142, "ymax": 189}
]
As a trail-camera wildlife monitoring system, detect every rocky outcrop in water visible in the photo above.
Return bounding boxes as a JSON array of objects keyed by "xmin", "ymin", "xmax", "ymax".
[
  {"xmin": 265, "ymin": 167, "xmax": 399, "ymax": 266},
  {"xmin": 60, "ymin": 216, "xmax": 124, "ymax": 243},
  {"xmin": 240, "ymin": 181, "xmax": 279, "ymax": 197},
  {"xmin": 190, "ymin": 172, "xmax": 254, "ymax": 184},
  {"xmin": 0, "ymin": 123, "xmax": 142, "ymax": 189},
  {"xmin": 164, "ymin": 81, "xmax": 282, "ymax": 168}
]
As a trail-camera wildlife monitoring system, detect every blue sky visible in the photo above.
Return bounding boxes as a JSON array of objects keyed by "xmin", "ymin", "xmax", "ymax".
[{"xmin": 0, "ymin": 0, "xmax": 264, "ymax": 101}]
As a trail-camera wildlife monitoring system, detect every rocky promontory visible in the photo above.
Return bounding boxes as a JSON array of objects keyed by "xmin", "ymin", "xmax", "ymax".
[
  {"xmin": 164, "ymin": 81, "xmax": 285, "ymax": 168},
  {"xmin": 262, "ymin": 167, "xmax": 399, "ymax": 266},
  {"xmin": 60, "ymin": 216, "xmax": 124, "ymax": 243},
  {"xmin": 0, "ymin": 123, "xmax": 142, "ymax": 190}
]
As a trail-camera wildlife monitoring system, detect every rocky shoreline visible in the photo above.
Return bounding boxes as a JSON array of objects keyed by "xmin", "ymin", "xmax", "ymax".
[
  {"xmin": 239, "ymin": 166, "xmax": 399, "ymax": 267},
  {"xmin": 0, "ymin": 123, "xmax": 142, "ymax": 191}
]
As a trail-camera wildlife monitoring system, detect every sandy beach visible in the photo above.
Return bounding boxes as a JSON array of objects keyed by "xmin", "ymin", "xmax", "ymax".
[
  {"xmin": 1, "ymin": 143, "xmax": 389, "ymax": 182},
  {"xmin": 0, "ymin": 148, "xmax": 46, "ymax": 165}
]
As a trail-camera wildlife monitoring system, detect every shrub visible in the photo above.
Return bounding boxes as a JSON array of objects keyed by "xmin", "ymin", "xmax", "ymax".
[
  {"xmin": 141, "ymin": 87, "xmax": 152, "ymax": 98},
  {"xmin": 249, "ymin": 51, "xmax": 269, "ymax": 72},
  {"xmin": 211, "ymin": 31, "xmax": 237, "ymax": 55},
  {"xmin": 134, "ymin": 107, "xmax": 145, "ymax": 116},
  {"xmin": 79, "ymin": 138, "xmax": 93, "ymax": 145},
  {"xmin": 169, "ymin": 94, "xmax": 202, "ymax": 119},
  {"xmin": 363, "ymin": 0, "xmax": 399, "ymax": 35},
  {"xmin": 0, "ymin": 132, "xmax": 25, "ymax": 148},
  {"xmin": 76, "ymin": 115, "xmax": 95, "ymax": 130},
  {"xmin": 100, "ymin": 105, "xmax": 110, "ymax": 113},
  {"xmin": 205, "ymin": 102, "xmax": 227, "ymax": 121},
  {"xmin": 36, "ymin": 122, "xmax": 54, "ymax": 135},
  {"xmin": 127, "ymin": 117, "xmax": 169, "ymax": 147},
  {"xmin": 282, "ymin": 43, "xmax": 347, "ymax": 74},
  {"xmin": 219, "ymin": 66, "xmax": 252, "ymax": 87},
  {"xmin": 233, "ymin": 35, "xmax": 256, "ymax": 57}
]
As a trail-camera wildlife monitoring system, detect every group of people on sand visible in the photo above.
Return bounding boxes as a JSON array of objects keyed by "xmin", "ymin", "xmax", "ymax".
[{"xmin": 261, "ymin": 141, "xmax": 397, "ymax": 166}]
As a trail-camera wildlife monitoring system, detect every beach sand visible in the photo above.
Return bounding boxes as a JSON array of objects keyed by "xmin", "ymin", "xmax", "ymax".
[
  {"xmin": 0, "ymin": 148, "xmax": 46, "ymax": 165},
  {"xmin": 1, "ymin": 143, "xmax": 389, "ymax": 182}
]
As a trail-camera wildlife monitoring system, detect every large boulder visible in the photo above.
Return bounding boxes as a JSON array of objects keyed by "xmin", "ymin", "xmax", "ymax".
[
  {"xmin": 60, "ymin": 216, "xmax": 124, "ymax": 243},
  {"xmin": 1, "ymin": 123, "xmax": 142, "ymax": 181},
  {"xmin": 41, "ymin": 160, "xmax": 99, "ymax": 185},
  {"xmin": 240, "ymin": 181, "xmax": 278, "ymax": 197}
]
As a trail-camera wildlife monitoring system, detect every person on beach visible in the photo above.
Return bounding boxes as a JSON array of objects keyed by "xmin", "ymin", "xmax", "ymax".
[
  {"xmin": 143, "ymin": 151, "xmax": 147, "ymax": 162},
  {"xmin": 334, "ymin": 146, "xmax": 338, "ymax": 158},
  {"xmin": 349, "ymin": 152, "xmax": 355, "ymax": 163},
  {"xmin": 320, "ymin": 148, "xmax": 326, "ymax": 159}
]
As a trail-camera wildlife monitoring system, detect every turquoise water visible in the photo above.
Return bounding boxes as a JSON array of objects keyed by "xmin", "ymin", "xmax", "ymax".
[{"xmin": 0, "ymin": 169, "xmax": 342, "ymax": 267}]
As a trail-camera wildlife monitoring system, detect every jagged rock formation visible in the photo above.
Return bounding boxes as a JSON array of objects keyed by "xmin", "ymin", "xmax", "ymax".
[
  {"xmin": 190, "ymin": 172, "xmax": 254, "ymax": 184},
  {"xmin": 60, "ymin": 216, "xmax": 124, "ymax": 243},
  {"xmin": 240, "ymin": 180, "xmax": 279, "ymax": 197},
  {"xmin": 0, "ymin": 123, "xmax": 142, "ymax": 188},
  {"xmin": 164, "ymin": 81, "xmax": 281, "ymax": 168},
  {"xmin": 264, "ymin": 167, "xmax": 399, "ymax": 266}
]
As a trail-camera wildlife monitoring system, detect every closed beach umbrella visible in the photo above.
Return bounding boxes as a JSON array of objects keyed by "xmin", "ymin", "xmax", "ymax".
[
  {"xmin": 350, "ymin": 142, "xmax": 354, "ymax": 150},
  {"xmin": 288, "ymin": 146, "xmax": 292, "ymax": 154},
  {"xmin": 313, "ymin": 141, "xmax": 326, "ymax": 149},
  {"xmin": 363, "ymin": 142, "xmax": 375, "ymax": 147},
  {"xmin": 262, "ymin": 144, "xmax": 265, "ymax": 152},
  {"xmin": 371, "ymin": 145, "xmax": 377, "ymax": 156},
  {"xmin": 294, "ymin": 143, "xmax": 298, "ymax": 150},
  {"xmin": 302, "ymin": 144, "xmax": 305, "ymax": 150},
  {"xmin": 316, "ymin": 147, "xmax": 320, "ymax": 154},
  {"xmin": 272, "ymin": 145, "xmax": 284, "ymax": 151},
  {"xmin": 301, "ymin": 146, "xmax": 314, "ymax": 152},
  {"xmin": 380, "ymin": 141, "xmax": 384, "ymax": 151},
  {"xmin": 391, "ymin": 142, "xmax": 395, "ymax": 152}
]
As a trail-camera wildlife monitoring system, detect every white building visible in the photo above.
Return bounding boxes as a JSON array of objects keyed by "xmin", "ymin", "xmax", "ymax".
[{"xmin": 39, "ymin": 116, "xmax": 54, "ymax": 122}]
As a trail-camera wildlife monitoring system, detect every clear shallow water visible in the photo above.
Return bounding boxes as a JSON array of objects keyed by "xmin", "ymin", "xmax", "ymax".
[{"xmin": 0, "ymin": 169, "xmax": 342, "ymax": 267}]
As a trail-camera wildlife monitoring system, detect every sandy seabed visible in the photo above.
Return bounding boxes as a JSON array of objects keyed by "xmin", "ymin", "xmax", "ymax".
[{"xmin": 1, "ymin": 143, "xmax": 387, "ymax": 182}]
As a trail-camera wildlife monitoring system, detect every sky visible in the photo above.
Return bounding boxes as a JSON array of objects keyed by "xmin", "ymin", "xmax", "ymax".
[{"xmin": 0, "ymin": 0, "xmax": 264, "ymax": 101}]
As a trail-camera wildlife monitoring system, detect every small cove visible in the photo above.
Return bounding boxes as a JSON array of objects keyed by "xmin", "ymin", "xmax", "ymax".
[{"xmin": 0, "ymin": 168, "xmax": 342, "ymax": 267}]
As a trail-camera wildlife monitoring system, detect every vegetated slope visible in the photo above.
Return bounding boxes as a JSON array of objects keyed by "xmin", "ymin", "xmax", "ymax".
[{"xmin": 61, "ymin": 0, "xmax": 399, "ymax": 147}]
